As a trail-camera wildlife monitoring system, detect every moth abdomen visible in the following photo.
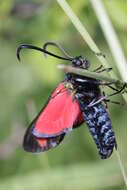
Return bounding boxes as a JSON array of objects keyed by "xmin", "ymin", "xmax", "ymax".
[{"xmin": 82, "ymin": 103, "xmax": 116, "ymax": 159}]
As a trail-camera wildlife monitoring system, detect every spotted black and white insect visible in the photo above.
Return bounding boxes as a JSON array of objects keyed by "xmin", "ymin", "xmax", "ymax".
[{"xmin": 17, "ymin": 42, "xmax": 126, "ymax": 159}]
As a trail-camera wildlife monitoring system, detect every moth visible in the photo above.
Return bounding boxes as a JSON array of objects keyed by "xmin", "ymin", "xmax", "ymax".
[{"xmin": 17, "ymin": 42, "xmax": 126, "ymax": 159}]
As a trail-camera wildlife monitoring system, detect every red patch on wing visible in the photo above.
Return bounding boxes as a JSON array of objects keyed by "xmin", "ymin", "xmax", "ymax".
[
  {"xmin": 37, "ymin": 138, "xmax": 47, "ymax": 147},
  {"xmin": 32, "ymin": 82, "xmax": 80, "ymax": 138},
  {"xmin": 37, "ymin": 134, "xmax": 65, "ymax": 151}
]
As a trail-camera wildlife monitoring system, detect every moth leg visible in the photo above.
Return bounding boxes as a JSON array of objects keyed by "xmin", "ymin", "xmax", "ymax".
[
  {"xmin": 93, "ymin": 65, "xmax": 112, "ymax": 73},
  {"xmin": 88, "ymin": 83, "xmax": 127, "ymax": 107},
  {"xmin": 106, "ymin": 85, "xmax": 119, "ymax": 92},
  {"xmin": 97, "ymin": 67, "xmax": 112, "ymax": 73},
  {"xmin": 101, "ymin": 81, "xmax": 126, "ymax": 107},
  {"xmin": 93, "ymin": 65, "xmax": 103, "ymax": 72},
  {"xmin": 87, "ymin": 96, "xmax": 107, "ymax": 107},
  {"xmin": 108, "ymin": 83, "xmax": 126, "ymax": 97},
  {"xmin": 101, "ymin": 84, "xmax": 108, "ymax": 109},
  {"xmin": 96, "ymin": 81, "xmax": 126, "ymax": 94},
  {"xmin": 92, "ymin": 50, "xmax": 106, "ymax": 58},
  {"xmin": 104, "ymin": 83, "xmax": 127, "ymax": 94},
  {"xmin": 105, "ymin": 99, "xmax": 127, "ymax": 107}
]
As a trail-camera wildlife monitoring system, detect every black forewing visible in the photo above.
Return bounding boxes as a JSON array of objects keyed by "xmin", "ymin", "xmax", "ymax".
[{"xmin": 23, "ymin": 116, "xmax": 65, "ymax": 153}]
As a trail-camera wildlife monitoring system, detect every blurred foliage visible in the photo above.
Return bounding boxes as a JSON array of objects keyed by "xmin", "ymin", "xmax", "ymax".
[{"xmin": 0, "ymin": 0, "xmax": 127, "ymax": 189}]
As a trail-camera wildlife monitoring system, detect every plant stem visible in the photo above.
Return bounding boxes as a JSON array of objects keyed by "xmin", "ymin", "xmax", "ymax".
[
  {"xmin": 58, "ymin": 64, "xmax": 126, "ymax": 88},
  {"xmin": 90, "ymin": 0, "xmax": 127, "ymax": 82},
  {"xmin": 115, "ymin": 148, "xmax": 127, "ymax": 186}
]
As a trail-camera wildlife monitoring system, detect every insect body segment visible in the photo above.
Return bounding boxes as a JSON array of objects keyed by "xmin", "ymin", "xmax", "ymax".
[
  {"xmin": 82, "ymin": 104, "xmax": 116, "ymax": 159},
  {"xmin": 65, "ymin": 72, "xmax": 116, "ymax": 159}
]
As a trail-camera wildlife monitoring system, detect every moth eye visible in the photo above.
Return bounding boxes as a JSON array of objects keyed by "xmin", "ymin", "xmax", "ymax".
[{"xmin": 76, "ymin": 60, "xmax": 82, "ymax": 66}]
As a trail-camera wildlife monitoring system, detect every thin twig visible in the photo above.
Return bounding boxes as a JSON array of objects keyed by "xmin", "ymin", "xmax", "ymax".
[
  {"xmin": 115, "ymin": 148, "xmax": 127, "ymax": 186},
  {"xmin": 58, "ymin": 64, "xmax": 126, "ymax": 88}
]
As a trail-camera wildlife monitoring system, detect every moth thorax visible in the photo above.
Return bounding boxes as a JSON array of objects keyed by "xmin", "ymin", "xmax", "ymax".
[{"xmin": 64, "ymin": 82, "xmax": 76, "ymax": 95}]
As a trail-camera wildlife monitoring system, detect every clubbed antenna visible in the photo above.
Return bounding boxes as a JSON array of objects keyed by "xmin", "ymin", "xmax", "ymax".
[
  {"xmin": 43, "ymin": 41, "xmax": 73, "ymax": 59},
  {"xmin": 17, "ymin": 44, "xmax": 73, "ymax": 62}
]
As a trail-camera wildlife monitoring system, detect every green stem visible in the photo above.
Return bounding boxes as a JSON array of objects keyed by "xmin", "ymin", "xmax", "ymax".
[
  {"xmin": 115, "ymin": 149, "xmax": 127, "ymax": 186},
  {"xmin": 58, "ymin": 64, "xmax": 126, "ymax": 88}
]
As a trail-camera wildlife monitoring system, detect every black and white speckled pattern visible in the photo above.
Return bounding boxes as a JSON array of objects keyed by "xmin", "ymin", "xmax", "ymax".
[
  {"xmin": 66, "ymin": 73, "xmax": 116, "ymax": 159},
  {"xmin": 82, "ymin": 103, "xmax": 116, "ymax": 159}
]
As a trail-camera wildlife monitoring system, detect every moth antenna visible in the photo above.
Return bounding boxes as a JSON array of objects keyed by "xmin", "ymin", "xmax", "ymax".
[
  {"xmin": 17, "ymin": 44, "xmax": 73, "ymax": 62},
  {"xmin": 43, "ymin": 41, "xmax": 73, "ymax": 59}
]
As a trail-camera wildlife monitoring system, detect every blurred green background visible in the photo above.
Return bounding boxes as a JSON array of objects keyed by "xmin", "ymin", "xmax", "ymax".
[{"xmin": 0, "ymin": 0, "xmax": 127, "ymax": 189}]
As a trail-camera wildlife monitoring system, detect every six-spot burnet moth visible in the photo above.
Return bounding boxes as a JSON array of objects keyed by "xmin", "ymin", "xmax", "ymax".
[{"xmin": 17, "ymin": 42, "xmax": 126, "ymax": 159}]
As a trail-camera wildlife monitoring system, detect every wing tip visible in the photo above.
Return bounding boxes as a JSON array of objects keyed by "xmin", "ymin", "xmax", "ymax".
[
  {"xmin": 23, "ymin": 125, "xmax": 66, "ymax": 153},
  {"xmin": 23, "ymin": 130, "xmax": 43, "ymax": 153}
]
